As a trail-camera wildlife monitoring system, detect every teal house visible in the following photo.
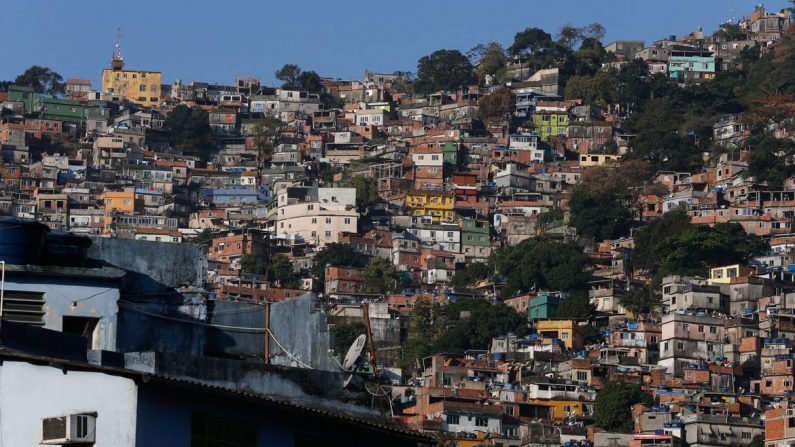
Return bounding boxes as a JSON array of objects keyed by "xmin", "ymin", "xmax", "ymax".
[{"xmin": 528, "ymin": 292, "xmax": 563, "ymax": 320}]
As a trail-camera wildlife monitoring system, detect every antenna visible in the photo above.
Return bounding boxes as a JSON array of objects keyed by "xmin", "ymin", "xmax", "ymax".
[
  {"xmin": 112, "ymin": 27, "xmax": 124, "ymax": 70},
  {"xmin": 342, "ymin": 334, "xmax": 367, "ymax": 370}
]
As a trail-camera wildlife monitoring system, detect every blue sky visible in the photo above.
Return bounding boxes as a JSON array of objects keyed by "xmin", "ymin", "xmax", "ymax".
[{"xmin": 0, "ymin": 0, "xmax": 790, "ymax": 88}]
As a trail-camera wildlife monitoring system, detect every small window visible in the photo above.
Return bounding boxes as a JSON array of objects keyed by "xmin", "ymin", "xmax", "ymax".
[
  {"xmin": 446, "ymin": 415, "xmax": 459, "ymax": 425},
  {"xmin": 475, "ymin": 417, "xmax": 488, "ymax": 427}
]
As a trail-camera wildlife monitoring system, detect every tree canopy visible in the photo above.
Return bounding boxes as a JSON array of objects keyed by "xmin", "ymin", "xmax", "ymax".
[
  {"xmin": 556, "ymin": 292, "xmax": 593, "ymax": 319},
  {"xmin": 594, "ymin": 381, "xmax": 654, "ymax": 432},
  {"xmin": 274, "ymin": 64, "xmax": 324, "ymax": 93},
  {"xmin": 433, "ymin": 298, "xmax": 529, "ymax": 353},
  {"xmin": 163, "ymin": 105, "xmax": 216, "ymax": 160},
  {"xmin": 495, "ymin": 239, "xmax": 593, "ymax": 296},
  {"xmin": 14, "ymin": 65, "xmax": 64, "ymax": 95},
  {"xmin": 414, "ymin": 49, "xmax": 476, "ymax": 95},
  {"xmin": 311, "ymin": 243, "xmax": 368, "ymax": 283},
  {"xmin": 633, "ymin": 209, "xmax": 768, "ymax": 281}
]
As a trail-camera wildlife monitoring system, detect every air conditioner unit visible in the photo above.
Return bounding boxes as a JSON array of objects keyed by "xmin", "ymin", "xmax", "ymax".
[
  {"xmin": 41, "ymin": 414, "xmax": 96, "ymax": 445},
  {"xmin": 788, "ymin": 409, "xmax": 795, "ymax": 416}
]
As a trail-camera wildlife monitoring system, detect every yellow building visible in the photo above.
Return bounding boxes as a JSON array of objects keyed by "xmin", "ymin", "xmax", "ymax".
[
  {"xmin": 406, "ymin": 191, "xmax": 455, "ymax": 223},
  {"xmin": 535, "ymin": 320, "xmax": 583, "ymax": 350},
  {"xmin": 101, "ymin": 44, "xmax": 161, "ymax": 107},
  {"xmin": 102, "ymin": 191, "xmax": 137, "ymax": 214},
  {"xmin": 578, "ymin": 153, "xmax": 621, "ymax": 167},
  {"xmin": 708, "ymin": 264, "xmax": 750, "ymax": 285},
  {"xmin": 526, "ymin": 399, "xmax": 593, "ymax": 421}
]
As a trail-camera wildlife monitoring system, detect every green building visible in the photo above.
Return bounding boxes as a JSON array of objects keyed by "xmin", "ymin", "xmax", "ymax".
[
  {"xmin": 461, "ymin": 218, "xmax": 491, "ymax": 257},
  {"xmin": 443, "ymin": 141, "xmax": 459, "ymax": 166},
  {"xmin": 7, "ymin": 85, "xmax": 103, "ymax": 125},
  {"xmin": 531, "ymin": 112, "xmax": 569, "ymax": 141},
  {"xmin": 6, "ymin": 85, "xmax": 36, "ymax": 113},
  {"xmin": 528, "ymin": 292, "xmax": 563, "ymax": 320},
  {"xmin": 36, "ymin": 97, "xmax": 103, "ymax": 124}
]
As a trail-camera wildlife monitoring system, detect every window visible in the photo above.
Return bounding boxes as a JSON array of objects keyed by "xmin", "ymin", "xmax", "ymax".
[
  {"xmin": 698, "ymin": 325, "xmax": 704, "ymax": 333},
  {"xmin": 139, "ymin": 84, "xmax": 146, "ymax": 92},
  {"xmin": 682, "ymin": 323, "xmax": 689, "ymax": 331},
  {"xmin": 307, "ymin": 204, "xmax": 314, "ymax": 210},
  {"xmin": 446, "ymin": 415, "xmax": 459, "ymax": 425},
  {"xmin": 325, "ymin": 218, "xmax": 332, "ymax": 224},
  {"xmin": 577, "ymin": 371, "xmax": 588, "ymax": 381},
  {"xmin": 677, "ymin": 342, "xmax": 684, "ymax": 351},
  {"xmin": 324, "ymin": 231, "xmax": 331, "ymax": 238},
  {"xmin": 191, "ymin": 413, "xmax": 255, "ymax": 447},
  {"xmin": 344, "ymin": 218, "xmax": 351, "ymax": 225},
  {"xmin": 311, "ymin": 218, "xmax": 317, "ymax": 224},
  {"xmin": 475, "ymin": 417, "xmax": 488, "ymax": 427},
  {"xmin": 709, "ymin": 326, "xmax": 717, "ymax": 334}
]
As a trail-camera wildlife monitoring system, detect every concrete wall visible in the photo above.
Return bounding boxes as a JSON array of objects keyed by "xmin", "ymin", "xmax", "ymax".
[
  {"xmin": 88, "ymin": 237, "xmax": 207, "ymax": 292},
  {"xmin": 269, "ymin": 294, "xmax": 336, "ymax": 371},
  {"xmin": 125, "ymin": 351, "xmax": 376, "ymax": 419},
  {"xmin": 0, "ymin": 360, "xmax": 138, "ymax": 446},
  {"xmin": 116, "ymin": 292, "xmax": 207, "ymax": 355}
]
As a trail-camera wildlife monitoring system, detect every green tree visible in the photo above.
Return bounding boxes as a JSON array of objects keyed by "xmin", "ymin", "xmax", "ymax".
[
  {"xmin": 594, "ymin": 381, "xmax": 654, "ymax": 432},
  {"xmin": 495, "ymin": 239, "xmax": 592, "ymax": 296},
  {"xmin": 746, "ymin": 133, "xmax": 795, "ymax": 189},
  {"xmin": 347, "ymin": 175, "xmax": 382, "ymax": 211},
  {"xmin": 414, "ymin": 49, "xmax": 476, "ymax": 95},
  {"xmin": 400, "ymin": 301, "xmax": 445, "ymax": 369},
  {"xmin": 509, "ymin": 27, "xmax": 574, "ymax": 74},
  {"xmin": 191, "ymin": 228, "xmax": 215, "ymax": 244},
  {"xmin": 14, "ymin": 65, "xmax": 64, "ymax": 95},
  {"xmin": 556, "ymin": 292, "xmax": 593, "ymax": 319},
  {"xmin": 330, "ymin": 321, "xmax": 367, "ymax": 354},
  {"xmin": 163, "ymin": 105, "xmax": 216, "ymax": 160},
  {"xmin": 250, "ymin": 115, "xmax": 283, "ymax": 167},
  {"xmin": 266, "ymin": 254, "xmax": 294, "ymax": 285},
  {"xmin": 658, "ymin": 223, "xmax": 768, "ymax": 278},
  {"xmin": 468, "ymin": 42, "xmax": 509, "ymax": 84},
  {"xmin": 274, "ymin": 64, "xmax": 302, "ymax": 89},
  {"xmin": 390, "ymin": 71, "xmax": 415, "ymax": 95},
  {"xmin": 632, "ymin": 209, "xmax": 692, "ymax": 274},
  {"xmin": 537, "ymin": 208, "xmax": 565, "ymax": 228},
  {"xmin": 568, "ymin": 187, "xmax": 633, "ymax": 242},
  {"xmin": 450, "ymin": 262, "xmax": 491, "ymax": 290},
  {"xmin": 433, "ymin": 298, "xmax": 528, "ymax": 352},
  {"xmin": 240, "ymin": 254, "xmax": 267, "ymax": 275},
  {"xmin": 363, "ymin": 257, "xmax": 398, "ymax": 294},
  {"xmin": 565, "ymin": 70, "xmax": 618, "ymax": 107},
  {"xmin": 311, "ymin": 243, "xmax": 368, "ymax": 283},
  {"xmin": 619, "ymin": 288, "xmax": 662, "ymax": 319},
  {"xmin": 274, "ymin": 64, "xmax": 324, "ymax": 93}
]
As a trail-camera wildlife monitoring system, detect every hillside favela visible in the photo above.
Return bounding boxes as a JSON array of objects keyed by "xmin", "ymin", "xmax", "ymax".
[{"xmin": 5, "ymin": 1, "xmax": 795, "ymax": 446}]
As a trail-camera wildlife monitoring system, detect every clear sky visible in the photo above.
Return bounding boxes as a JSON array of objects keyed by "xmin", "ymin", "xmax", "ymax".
[{"xmin": 0, "ymin": 0, "xmax": 790, "ymax": 88}]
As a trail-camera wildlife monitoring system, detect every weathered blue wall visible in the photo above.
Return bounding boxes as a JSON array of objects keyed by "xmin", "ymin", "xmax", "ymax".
[
  {"xmin": 206, "ymin": 295, "xmax": 337, "ymax": 371},
  {"xmin": 3, "ymin": 267, "xmax": 122, "ymax": 351},
  {"xmin": 87, "ymin": 237, "xmax": 207, "ymax": 293},
  {"xmin": 86, "ymin": 237, "xmax": 210, "ymax": 355}
]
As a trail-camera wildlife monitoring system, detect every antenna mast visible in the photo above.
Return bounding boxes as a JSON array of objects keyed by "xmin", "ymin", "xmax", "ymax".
[{"xmin": 112, "ymin": 27, "xmax": 124, "ymax": 70}]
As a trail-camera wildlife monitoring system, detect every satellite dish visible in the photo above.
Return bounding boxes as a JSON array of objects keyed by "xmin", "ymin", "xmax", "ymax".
[{"xmin": 342, "ymin": 334, "xmax": 367, "ymax": 370}]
